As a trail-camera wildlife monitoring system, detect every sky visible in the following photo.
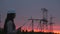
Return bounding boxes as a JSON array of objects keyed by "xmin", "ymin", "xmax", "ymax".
[{"xmin": 0, "ymin": 0, "xmax": 60, "ymax": 33}]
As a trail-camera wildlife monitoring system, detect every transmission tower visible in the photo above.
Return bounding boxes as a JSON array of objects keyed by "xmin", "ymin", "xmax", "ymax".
[
  {"xmin": 41, "ymin": 8, "xmax": 48, "ymax": 32},
  {"xmin": 49, "ymin": 15, "xmax": 54, "ymax": 32},
  {"xmin": 28, "ymin": 16, "xmax": 42, "ymax": 32},
  {"xmin": 28, "ymin": 16, "xmax": 35, "ymax": 32}
]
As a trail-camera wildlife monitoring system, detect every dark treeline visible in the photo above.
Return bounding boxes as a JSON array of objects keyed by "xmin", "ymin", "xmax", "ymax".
[{"xmin": 0, "ymin": 28, "xmax": 58, "ymax": 34}]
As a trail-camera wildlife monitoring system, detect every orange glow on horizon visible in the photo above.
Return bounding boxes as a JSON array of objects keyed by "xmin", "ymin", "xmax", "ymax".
[
  {"xmin": 21, "ymin": 28, "xmax": 60, "ymax": 33},
  {"xmin": 16, "ymin": 24, "xmax": 60, "ymax": 33},
  {"xmin": 53, "ymin": 30, "xmax": 60, "ymax": 33}
]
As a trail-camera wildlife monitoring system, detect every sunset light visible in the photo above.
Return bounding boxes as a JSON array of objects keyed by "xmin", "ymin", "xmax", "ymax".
[{"xmin": 0, "ymin": 0, "xmax": 60, "ymax": 34}]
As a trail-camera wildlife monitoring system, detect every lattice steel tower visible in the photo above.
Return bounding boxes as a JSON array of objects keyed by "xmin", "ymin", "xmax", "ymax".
[
  {"xmin": 49, "ymin": 15, "xmax": 54, "ymax": 32},
  {"xmin": 41, "ymin": 8, "xmax": 48, "ymax": 32}
]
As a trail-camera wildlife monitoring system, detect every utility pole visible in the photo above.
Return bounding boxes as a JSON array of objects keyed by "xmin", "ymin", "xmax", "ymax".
[{"xmin": 41, "ymin": 8, "xmax": 48, "ymax": 32}]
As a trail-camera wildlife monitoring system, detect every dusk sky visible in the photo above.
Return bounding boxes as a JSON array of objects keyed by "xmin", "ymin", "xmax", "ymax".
[{"xmin": 0, "ymin": 0, "xmax": 60, "ymax": 33}]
